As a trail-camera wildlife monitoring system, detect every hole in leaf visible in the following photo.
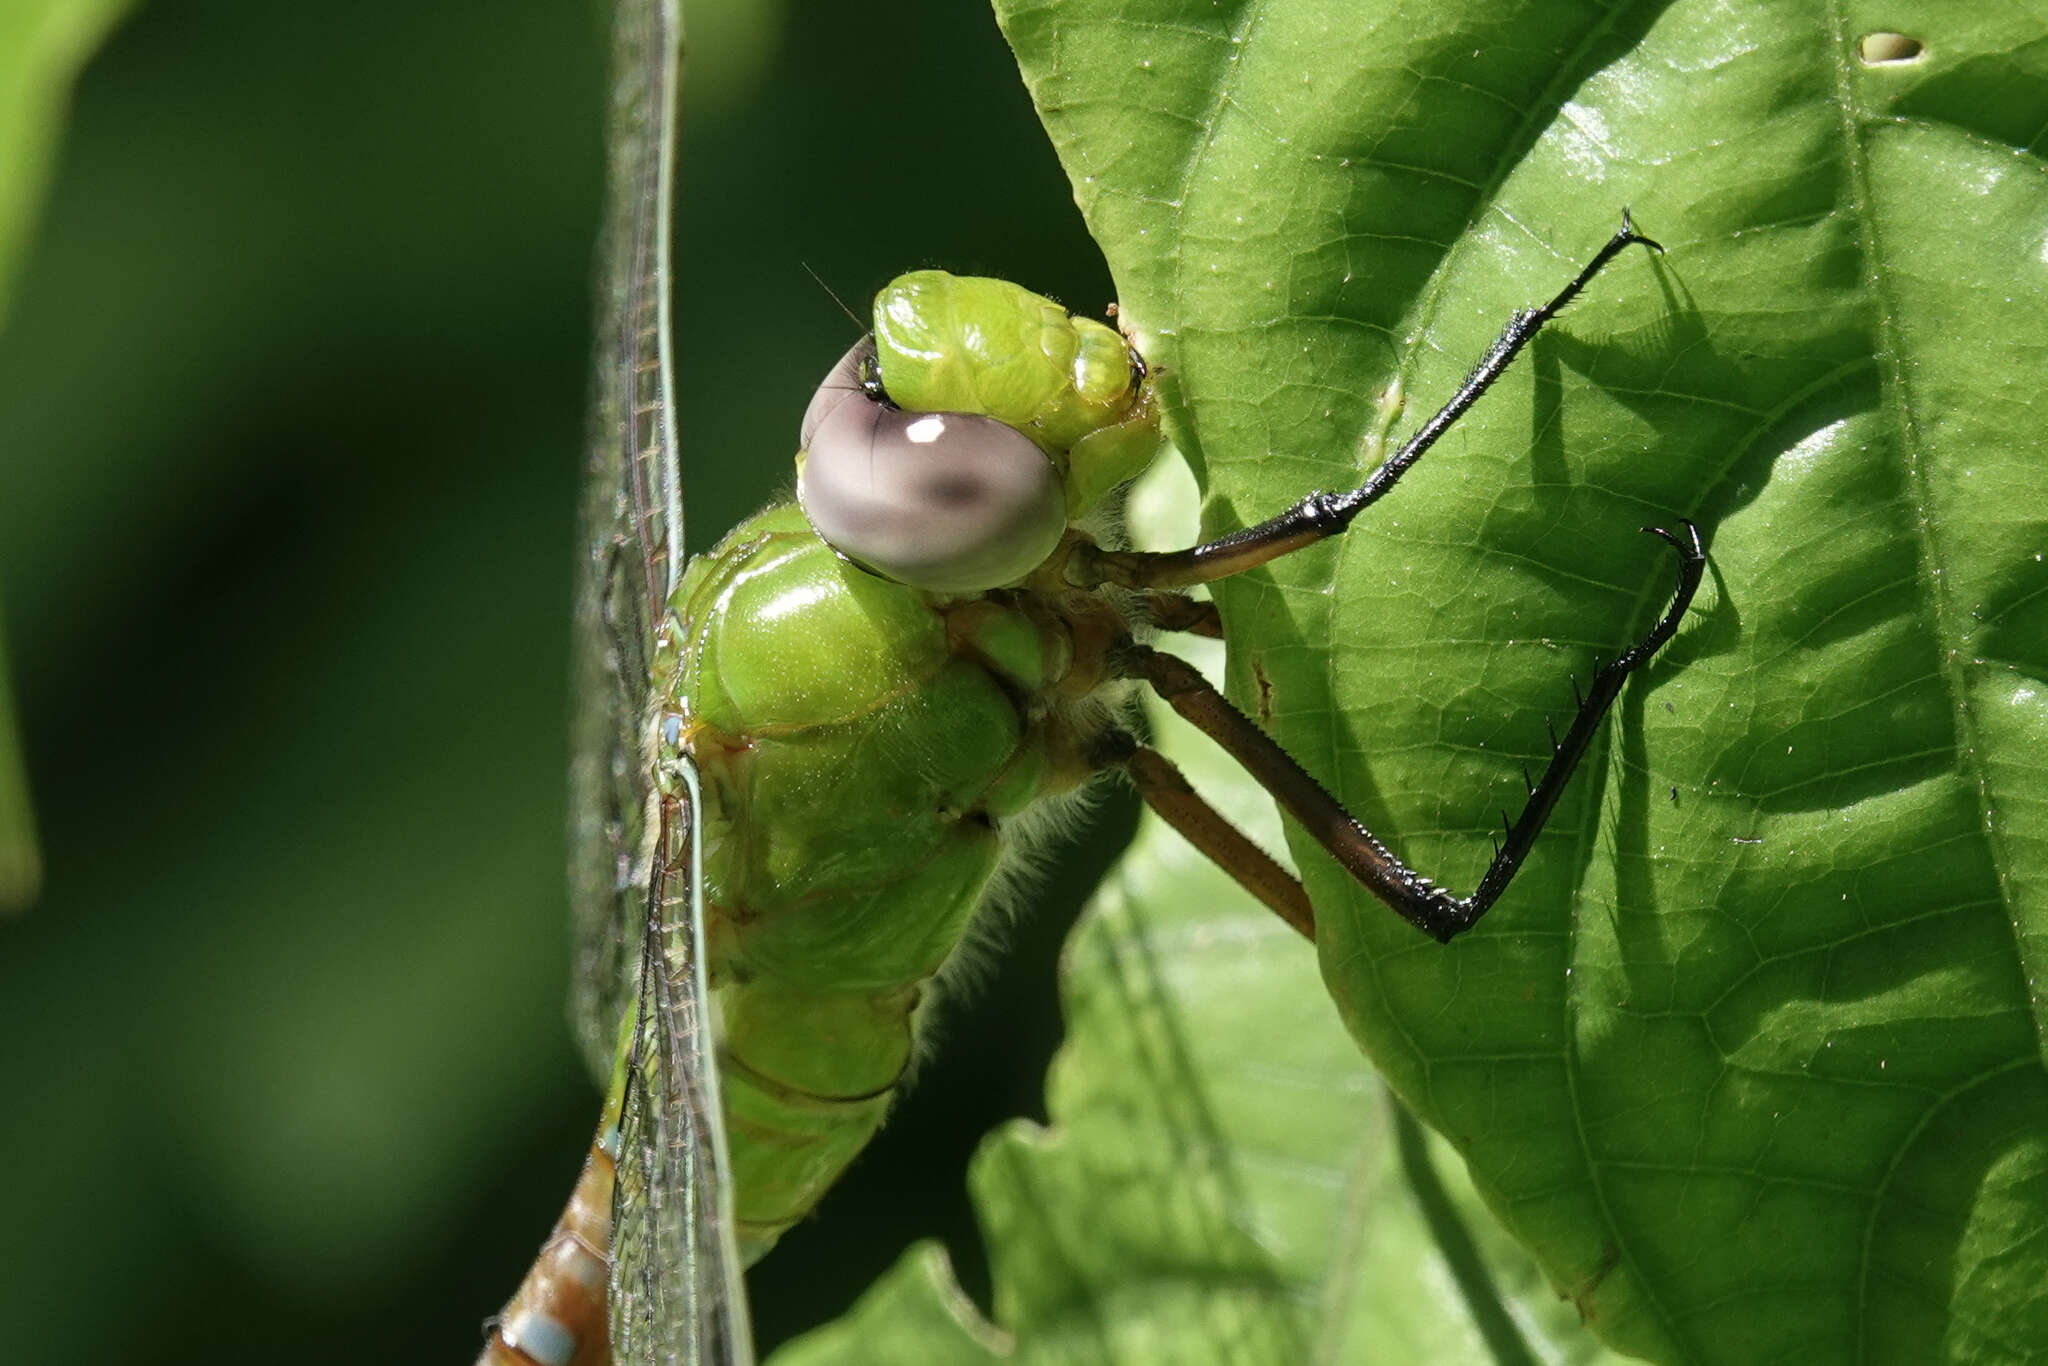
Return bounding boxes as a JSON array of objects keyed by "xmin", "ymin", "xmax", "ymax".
[{"xmin": 1858, "ymin": 32, "xmax": 1925, "ymax": 64}]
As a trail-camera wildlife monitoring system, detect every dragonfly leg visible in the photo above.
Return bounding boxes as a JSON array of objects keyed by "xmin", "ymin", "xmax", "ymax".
[
  {"xmin": 1115, "ymin": 523, "xmax": 1705, "ymax": 942},
  {"xmin": 1067, "ymin": 211, "xmax": 1662, "ymax": 592},
  {"xmin": 1132, "ymin": 592, "xmax": 1223, "ymax": 637},
  {"xmin": 1097, "ymin": 730, "xmax": 1314, "ymax": 941}
]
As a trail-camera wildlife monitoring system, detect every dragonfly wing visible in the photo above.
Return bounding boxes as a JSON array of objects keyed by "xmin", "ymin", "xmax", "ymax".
[
  {"xmin": 613, "ymin": 764, "xmax": 755, "ymax": 1366},
  {"xmin": 568, "ymin": 0, "xmax": 753, "ymax": 1360},
  {"xmin": 567, "ymin": 0, "xmax": 685, "ymax": 1079}
]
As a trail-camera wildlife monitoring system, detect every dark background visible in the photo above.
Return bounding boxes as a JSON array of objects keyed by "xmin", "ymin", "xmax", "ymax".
[{"xmin": 0, "ymin": 0, "xmax": 1134, "ymax": 1359}]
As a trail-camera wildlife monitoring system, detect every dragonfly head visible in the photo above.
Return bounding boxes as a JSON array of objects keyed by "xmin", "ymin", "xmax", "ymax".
[{"xmin": 796, "ymin": 271, "xmax": 1159, "ymax": 594}]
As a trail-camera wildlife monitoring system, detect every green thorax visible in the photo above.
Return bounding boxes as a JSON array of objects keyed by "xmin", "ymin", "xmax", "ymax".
[{"xmin": 659, "ymin": 503, "xmax": 1067, "ymax": 1259}]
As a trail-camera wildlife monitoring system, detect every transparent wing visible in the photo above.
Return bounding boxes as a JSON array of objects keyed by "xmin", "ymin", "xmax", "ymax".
[
  {"xmin": 566, "ymin": 0, "xmax": 752, "ymax": 1360},
  {"xmin": 567, "ymin": 0, "xmax": 680, "ymax": 1075},
  {"xmin": 613, "ymin": 762, "xmax": 754, "ymax": 1365}
]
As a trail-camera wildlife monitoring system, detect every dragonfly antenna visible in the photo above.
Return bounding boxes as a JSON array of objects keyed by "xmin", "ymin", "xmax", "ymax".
[{"xmin": 801, "ymin": 261, "xmax": 865, "ymax": 330}]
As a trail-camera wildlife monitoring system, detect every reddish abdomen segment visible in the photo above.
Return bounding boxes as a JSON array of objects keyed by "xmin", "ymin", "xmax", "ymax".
[{"xmin": 475, "ymin": 1128, "xmax": 616, "ymax": 1366}]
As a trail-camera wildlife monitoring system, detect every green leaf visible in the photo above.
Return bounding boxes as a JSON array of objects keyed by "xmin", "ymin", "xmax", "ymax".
[
  {"xmin": 772, "ymin": 458, "xmax": 1635, "ymax": 1364},
  {"xmin": 0, "ymin": 0, "xmax": 132, "ymax": 318},
  {"xmin": 0, "ymin": 0, "xmax": 134, "ymax": 909},
  {"xmin": 994, "ymin": 0, "xmax": 2048, "ymax": 1360}
]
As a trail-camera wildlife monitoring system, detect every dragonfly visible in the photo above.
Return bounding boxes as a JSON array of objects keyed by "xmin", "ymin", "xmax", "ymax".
[{"xmin": 477, "ymin": 0, "xmax": 1706, "ymax": 1360}]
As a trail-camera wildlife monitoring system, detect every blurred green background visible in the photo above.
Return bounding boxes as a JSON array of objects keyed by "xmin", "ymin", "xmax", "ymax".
[{"xmin": 0, "ymin": 0, "xmax": 1136, "ymax": 1359}]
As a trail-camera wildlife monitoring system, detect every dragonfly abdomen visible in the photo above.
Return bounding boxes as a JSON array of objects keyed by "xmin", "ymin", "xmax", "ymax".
[{"xmin": 474, "ymin": 1119, "xmax": 617, "ymax": 1366}]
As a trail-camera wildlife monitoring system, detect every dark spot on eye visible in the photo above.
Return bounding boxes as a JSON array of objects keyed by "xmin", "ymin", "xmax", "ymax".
[
  {"xmin": 921, "ymin": 473, "xmax": 985, "ymax": 508},
  {"xmin": 1858, "ymin": 32, "xmax": 1924, "ymax": 64}
]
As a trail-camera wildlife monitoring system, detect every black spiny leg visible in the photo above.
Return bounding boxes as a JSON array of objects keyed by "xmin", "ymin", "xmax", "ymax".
[
  {"xmin": 1083, "ymin": 212, "xmax": 1689, "ymax": 941},
  {"xmin": 1121, "ymin": 523, "xmax": 1705, "ymax": 942},
  {"xmin": 1067, "ymin": 211, "xmax": 1663, "ymax": 593}
]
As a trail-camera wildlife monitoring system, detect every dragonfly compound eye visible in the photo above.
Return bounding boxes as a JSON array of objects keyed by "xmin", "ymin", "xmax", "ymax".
[
  {"xmin": 798, "ymin": 363, "xmax": 1066, "ymax": 594},
  {"xmin": 799, "ymin": 335, "xmax": 879, "ymax": 453}
]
